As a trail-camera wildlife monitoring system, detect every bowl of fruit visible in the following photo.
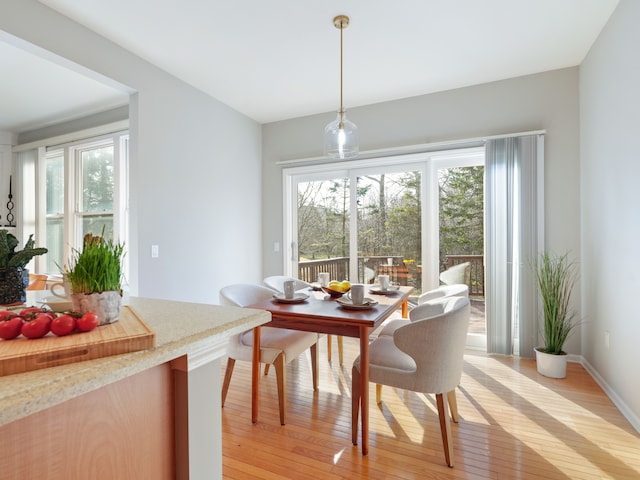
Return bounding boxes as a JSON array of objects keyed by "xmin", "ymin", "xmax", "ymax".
[{"xmin": 321, "ymin": 280, "xmax": 351, "ymax": 298}]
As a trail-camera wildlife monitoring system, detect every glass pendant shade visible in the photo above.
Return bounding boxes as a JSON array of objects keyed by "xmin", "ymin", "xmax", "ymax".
[{"xmin": 324, "ymin": 111, "xmax": 359, "ymax": 159}]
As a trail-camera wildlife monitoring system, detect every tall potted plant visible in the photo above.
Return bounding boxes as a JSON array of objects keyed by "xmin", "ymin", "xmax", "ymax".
[
  {"xmin": 66, "ymin": 231, "xmax": 125, "ymax": 325},
  {"xmin": 0, "ymin": 230, "xmax": 48, "ymax": 304},
  {"xmin": 533, "ymin": 251, "xmax": 579, "ymax": 378}
]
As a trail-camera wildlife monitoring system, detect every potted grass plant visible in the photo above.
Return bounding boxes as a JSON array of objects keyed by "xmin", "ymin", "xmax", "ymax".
[
  {"xmin": 533, "ymin": 251, "xmax": 579, "ymax": 378},
  {"xmin": 66, "ymin": 231, "xmax": 125, "ymax": 325}
]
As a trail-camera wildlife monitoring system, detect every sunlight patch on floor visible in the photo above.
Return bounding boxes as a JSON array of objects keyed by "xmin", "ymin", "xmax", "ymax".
[{"xmin": 462, "ymin": 354, "xmax": 640, "ymax": 477}]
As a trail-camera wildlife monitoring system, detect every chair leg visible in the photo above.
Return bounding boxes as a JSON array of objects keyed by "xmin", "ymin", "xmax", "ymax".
[
  {"xmin": 376, "ymin": 384, "xmax": 382, "ymax": 404},
  {"xmin": 337, "ymin": 336, "xmax": 344, "ymax": 365},
  {"xmin": 327, "ymin": 334, "xmax": 333, "ymax": 362},
  {"xmin": 263, "ymin": 364, "xmax": 270, "ymax": 375},
  {"xmin": 310, "ymin": 343, "xmax": 319, "ymax": 390},
  {"xmin": 274, "ymin": 353, "xmax": 287, "ymax": 425},
  {"xmin": 221, "ymin": 358, "xmax": 235, "ymax": 407},
  {"xmin": 351, "ymin": 365, "xmax": 361, "ymax": 445},
  {"xmin": 447, "ymin": 389, "xmax": 459, "ymax": 423},
  {"xmin": 436, "ymin": 393, "xmax": 454, "ymax": 468}
]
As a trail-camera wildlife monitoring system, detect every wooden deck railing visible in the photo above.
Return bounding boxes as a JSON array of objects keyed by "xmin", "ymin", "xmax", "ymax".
[
  {"xmin": 299, "ymin": 253, "xmax": 485, "ymax": 297},
  {"xmin": 298, "ymin": 256, "xmax": 408, "ymax": 285},
  {"xmin": 298, "ymin": 258, "xmax": 349, "ymax": 285}
]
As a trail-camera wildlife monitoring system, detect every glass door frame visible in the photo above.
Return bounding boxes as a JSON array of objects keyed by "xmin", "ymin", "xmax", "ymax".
[
  {"xmin": 282, "ymin": 147, "xmax": 484, "ymax": 291},
  {"xmin": 430, "ymin": 150, "xmax": 486, "ymax": 348}
]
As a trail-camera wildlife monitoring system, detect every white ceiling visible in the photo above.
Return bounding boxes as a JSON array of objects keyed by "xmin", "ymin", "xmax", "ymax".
[{"xmin": 1, "ymin": 0, "xmax": 619, "ymax": 132}]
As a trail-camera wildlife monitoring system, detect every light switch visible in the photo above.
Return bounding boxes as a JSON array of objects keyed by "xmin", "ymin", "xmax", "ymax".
[{"xmin": 151, "ymin": 245, "xmax": 159, "ymax": 258}]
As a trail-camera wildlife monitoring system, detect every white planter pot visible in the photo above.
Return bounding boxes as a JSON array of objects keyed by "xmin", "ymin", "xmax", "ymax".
[
  {"xmin": 534, "ymin": 347, "xmax": 568, "ymax": 379},
  {"xmin": 70, "ymin": 291, "xmax": 122, "ymax": 325}
]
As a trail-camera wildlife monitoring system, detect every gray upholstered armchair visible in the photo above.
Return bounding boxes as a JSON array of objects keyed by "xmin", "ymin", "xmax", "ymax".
[
  {"xmin": 417, "ymin": 283, "xmax": 469, "ymax": 304},
  {"xmin": 376, "ymin": 283, "xmax": 469, "ymax": 338},
  {"xmin": 352, "ymin": 295, "xmax": 470, "ymax": 467}
]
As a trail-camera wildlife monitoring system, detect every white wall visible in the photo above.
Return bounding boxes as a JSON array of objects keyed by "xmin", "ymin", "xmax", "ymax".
[
  {"xmin": 0, "ymin": 0, "xmax": 263, "ymax": 304},
  {"xmin": 580, "ymin": 0, "xmax": 640, "ymax": 429},
  {"xmin": 262, "ymin": 68, "xmax": 582, "ymax": 354}
]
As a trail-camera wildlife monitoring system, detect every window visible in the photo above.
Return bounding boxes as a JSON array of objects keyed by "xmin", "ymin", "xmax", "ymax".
[
  {"xmin": 39, "ymin": 132, "xmax": 129, "ymax": 276},
  {"xmin": 283, "ymin": 147, "xmax": 485, "ymax": 347},
  {"xmin": 284, "ymin": 148, "xmax": 484, "ymax": 293}
]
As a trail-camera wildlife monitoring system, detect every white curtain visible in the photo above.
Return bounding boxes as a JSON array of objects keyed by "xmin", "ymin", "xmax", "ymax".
[
  {"xmin": 485, "ymin": 134, "xmax": 543, "ymax": 357},
  {"xmin": 15, "ymin": 149, "xmax": 38, "ymax": 243}
]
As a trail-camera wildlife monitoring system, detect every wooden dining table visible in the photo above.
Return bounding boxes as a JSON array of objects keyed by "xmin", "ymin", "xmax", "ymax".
[{"xmin": 246, "ymin": 285, "xmax": 413, "ymax": 455}]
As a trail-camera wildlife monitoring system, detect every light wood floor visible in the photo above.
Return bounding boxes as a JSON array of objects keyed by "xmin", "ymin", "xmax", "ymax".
[{"xmin": 221, "ymin": 336, "xmax": 640, "ymax": 479}]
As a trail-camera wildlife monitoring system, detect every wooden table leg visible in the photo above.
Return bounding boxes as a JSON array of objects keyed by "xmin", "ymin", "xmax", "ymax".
[
  {"xmin": 402, "ymin": 297, "xmax": 409, "ymax": 318},
  {"xmin": 251, "ymin": 326, "xmax": 260, "ymax": 424},
  {"xmin": 359, "ymin": 326, "xmax": 370, "ymax": 455}
]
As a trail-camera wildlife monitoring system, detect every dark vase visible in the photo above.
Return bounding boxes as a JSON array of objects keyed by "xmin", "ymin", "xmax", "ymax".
[{"xmin": 0, "ymin": 267, "xmax": 29, "ymax": 305}]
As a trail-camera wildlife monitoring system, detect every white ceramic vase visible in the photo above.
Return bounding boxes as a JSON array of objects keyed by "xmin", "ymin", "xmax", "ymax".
[
  {"xmin": 534, "ymin": 347, "xmax": 568, "ymax": 379},
  {"xmin": 70, "ymin": 290, "xmax": 122, "ymax": 325}
]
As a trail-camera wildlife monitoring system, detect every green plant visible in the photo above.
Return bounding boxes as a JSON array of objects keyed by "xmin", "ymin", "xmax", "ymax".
[
  {"xmin": 66, "ymin": 231, "xmax": 125, "ymax": 294},
  {"xmin": 533, "ymin": 251, "xmax": 579, "ymax": 355},
  {"xmin": 0, "ymin": 230, "xmax": 48, "ymax": 268}
]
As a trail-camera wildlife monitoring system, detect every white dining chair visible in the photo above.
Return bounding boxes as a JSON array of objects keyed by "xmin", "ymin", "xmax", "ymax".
[
  {"xmin": 219, "ymin": 283, "xmax": 319, "ymax": 425},
  {"xmin": 417, "ymin": 283, "xmax": 469, "ymax": 304},
  {"xmin": 263, "ymin": 275, "xmax": 310, "ymax": 293},
  {"xmin": 352, "ymin": 295, "xmax": 470, "ymax": 467},
  {"xmin": 263, "ymin": 275, "xmax": 345, "ymax": 366},
  {"xmin": 376, "ymin": 284, "xmax": 469, "ymax": 338},
  {"xmin": 439, "ymin": 262, "xmax": 470, "ymax": 286}
]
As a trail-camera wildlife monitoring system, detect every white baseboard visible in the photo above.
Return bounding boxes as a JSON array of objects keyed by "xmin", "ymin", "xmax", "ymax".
[{"xmin": 572, "ymin": 355, "xmax": 640, "ymax": 434}]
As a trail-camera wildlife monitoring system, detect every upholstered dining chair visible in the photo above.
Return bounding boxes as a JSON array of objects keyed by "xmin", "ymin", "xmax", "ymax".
[
  {"xmin": 376, "ymin": 284, "xmax": 469, "ymax": 338},
  {"xmin": 439, "ymin": 262, "xmax": 470, "ymax": 286},
  {"xmin": 263, "ymin": 275, "xmax": 345, "ymax": 366},
  {"xmin": 352, "ymin": 295, "xmax": 470, "ymax": 467},
  {"xmin": 417, "ymin": 283, "xmax": 469, "ymax": 304},
  {"xmin": 219, "ymin": 283, "xmax": 319, "ymax": 425},
  {"xmin": 263, "ymin": 275, "xmax": 310, "ymax": 293}
]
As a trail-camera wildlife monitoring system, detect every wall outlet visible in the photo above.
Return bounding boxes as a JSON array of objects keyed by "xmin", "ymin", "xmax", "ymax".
[
  {"xmin": 151, "ymin": 245, "xmax": 159, "ymax": 258},
  {"xmin": 604, "ymin": 331, "xmax": 610, "ymax": 349}
]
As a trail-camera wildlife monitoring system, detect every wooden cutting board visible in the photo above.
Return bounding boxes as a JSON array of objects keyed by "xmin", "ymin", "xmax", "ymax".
[{"xmin": 0, "ymin": 306, "xmax": 155, "ymax": 377}]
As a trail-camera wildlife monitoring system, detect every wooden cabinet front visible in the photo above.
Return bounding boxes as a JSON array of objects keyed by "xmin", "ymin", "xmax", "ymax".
[{"xmin": 0, "ymin": 364, "xmax": 174, "ymax": 479}]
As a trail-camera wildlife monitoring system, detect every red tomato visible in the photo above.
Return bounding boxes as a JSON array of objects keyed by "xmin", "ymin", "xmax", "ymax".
[
  {"xmin": 19, "ymin": 307, "xmax": 45, "ymax": 317},
  {"xmin": 77, "ymin": 312, "xmax": 99, "ymax": 333},
  {"xmin": 21, "ymin": 313, "xmax": 52, "ymax": 339},
  {"xmin": 0, "ymin": 316, "xmax": 24, "ymax": 340},
  {"xmin": 40, "ymin": 310, "xmax": 57, "ymax": 321},
  {"xmin": 50, "ymin": 314, "xmax": 77, "ymax": 337}
]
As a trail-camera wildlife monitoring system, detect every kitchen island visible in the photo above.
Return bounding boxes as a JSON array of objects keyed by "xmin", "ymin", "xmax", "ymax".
[{"xmin": 0, "ymin": 296, "xmax": 270, "ymax": 480}]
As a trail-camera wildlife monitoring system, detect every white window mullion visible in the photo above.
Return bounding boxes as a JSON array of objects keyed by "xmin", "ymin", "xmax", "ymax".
[
  {"xmin": 348, "ymin": 171, "xmax": 358, "ymax": 282},
  {"xmin": 34, "ymin": 146, "xmax": 47, "ymax": 273},
  {"xmin": 66, "ymin": 146, "xmax": 77, "ymax": 266}
]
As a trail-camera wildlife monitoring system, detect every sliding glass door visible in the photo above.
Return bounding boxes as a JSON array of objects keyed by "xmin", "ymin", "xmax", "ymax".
[
  {"xmin": 355, "ymin": 169, "xmax": 423, "ymax": 293},
  {"xmin": 294, "ymin": 174, "xmax": 351, "ymax": 283},
  {"xmin": 283, "ymin": 148, "xmax": 484, "ymax": 308}
]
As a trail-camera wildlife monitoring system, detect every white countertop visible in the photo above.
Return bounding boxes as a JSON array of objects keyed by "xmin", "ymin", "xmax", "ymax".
[{"xmin": 0, "ymin": 296, "xmax": 270, "ymax": 426}]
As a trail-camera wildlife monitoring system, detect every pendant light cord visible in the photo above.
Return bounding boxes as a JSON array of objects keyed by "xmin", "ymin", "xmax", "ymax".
[{"xmin": 340, "ymin": 20, "xmax": 344, "ymax": 116}]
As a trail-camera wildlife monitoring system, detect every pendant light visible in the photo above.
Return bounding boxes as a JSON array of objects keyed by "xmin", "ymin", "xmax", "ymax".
[{"xmin": 324, "ymin": 15, "xmax": 358, "ymax": 159}]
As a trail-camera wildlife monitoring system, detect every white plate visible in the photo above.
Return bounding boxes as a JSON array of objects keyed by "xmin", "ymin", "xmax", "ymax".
[
  {"xmin": 39, "ymin": 296, "xmax": 73, "ymax": 312},
  {"xmin": 272, "ymin": 292, "xmax": 309, "ymax": 304},
  {"xmin": 368, "ymin": 284, "xmax": 400, "ymax": 295},
  {"xmin": 336, "ymin": 297, "xmax": 378, "ymax": 310}
]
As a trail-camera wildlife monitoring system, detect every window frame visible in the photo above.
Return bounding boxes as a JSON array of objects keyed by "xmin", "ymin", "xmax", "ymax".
[
  {"xmin": 282, "ymin": 147, "xmax": 484, "ymax": 290},
  {"xmin": 36, "ymin": 131, "xmax": 129, "ymax": 278}
]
